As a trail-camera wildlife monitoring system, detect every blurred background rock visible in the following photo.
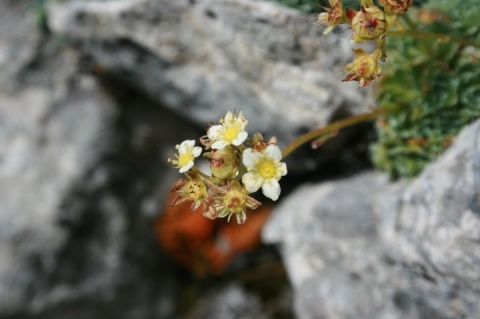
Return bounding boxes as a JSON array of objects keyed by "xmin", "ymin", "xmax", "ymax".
[
  {"xmin": 0, "ymin": 0, "xmax": 367, "ymax": 317},
  {"xmin": 1, "ymin": 0, "xmax": 479, "ymax": 319}
]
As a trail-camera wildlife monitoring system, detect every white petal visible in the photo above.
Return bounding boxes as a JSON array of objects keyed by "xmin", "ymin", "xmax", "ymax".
[
  {"xmin": 232, "ymin": 131, "xmax": 248, "ymax": 146},
  {"xmin": 276, "ymin": 162, "xmax": 287, "ymax": 177},
  {"xmin": 207, "ymin": 125, "xmax": 223, "ymax": 139},
  {"xmin": 242, "ymin": 172, "xmax": 263, "ymax": 193},
  {"xmin": 180, "ymin": 140, "xmax": 195, "ymax": 153},
  {"xmin": 192, "ymin": 146, "xmax": 202, "ymax": 157},
  {"xmin": 224, "ymin": 111, "xmax": 234, "ymax": 123},
  {"xmin": 265, "ymin": 144, "xmax": 282, "ymax": 161},
  {"xmin": 212, "ymin": 140, "xmax": 229, "ymax": 150},
  {"xmin": 179, "ymin": 160, "xmax": 194, "ymax": 173},
  {"xmin": 236, "ymin": 115, "xmax": 247, "ymax": 129},
  {"xmin": 262, "ymin": 178, "xmax": 281, "ymax": 201},
  {"xmin": 242, "ymin": 148, "xmax": 261, "ymax": 169}
]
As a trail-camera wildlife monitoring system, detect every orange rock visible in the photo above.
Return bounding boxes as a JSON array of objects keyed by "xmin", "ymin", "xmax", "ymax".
[{"xmin": 154, "ymin": 194, "xmax": 272, "ymax": 276}]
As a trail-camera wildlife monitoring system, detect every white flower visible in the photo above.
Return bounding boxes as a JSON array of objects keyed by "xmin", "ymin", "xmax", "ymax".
[
  {"xmin": 169, "ymin": 140, "xmax": 202, "ymax": 173},
  {"xmin": 207, "ymin": 111, "xmax": 248, "ymax": 150},
  {"xmin": 241, "ymin": 144, "xmax": 287, "ymax": 201}
]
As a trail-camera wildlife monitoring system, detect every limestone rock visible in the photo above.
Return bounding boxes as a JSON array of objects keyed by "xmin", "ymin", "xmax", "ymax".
[
  {"xmin": 263, "ymin": 120, "xmax": 480, "ymax": 318},
  {"xmin": 47, "ymin": 0, "xmax": 373, "ymax": 172},
  {"xmin": 0, "ymin": 0, "xmax": 40, "ymax": 91},
  {"xmin": 188, "ymin": 284, "xmax": 269, "ymax": 319},
  {"xmin": 263, "ymin": 172, "xmax": 397, "ymax": 319},
  {"xmin": 0, "ymin": 1, "xmax": 199, "ymax": 317},
  {"xmin": 376, "ymin": 119, "xmax": 480, "ymax": 314},
  {"xmin": 0, "ymin": 0, "xmax": 379, "ymax": 317}
]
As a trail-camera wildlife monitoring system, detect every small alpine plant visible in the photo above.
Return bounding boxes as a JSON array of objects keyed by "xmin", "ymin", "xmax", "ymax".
[{"xmin": 168, "ymin": 111, "xmax": 287, "ymax": 224}]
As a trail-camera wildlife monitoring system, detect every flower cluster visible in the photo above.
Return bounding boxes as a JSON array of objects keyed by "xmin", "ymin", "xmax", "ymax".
[
  {"xmin": 168, "ymin": 111, "xmax": 287, "ymax": 224},
  {"xmin": 317, "ymin": 0, "xmax": 412, "ymax": 87}
]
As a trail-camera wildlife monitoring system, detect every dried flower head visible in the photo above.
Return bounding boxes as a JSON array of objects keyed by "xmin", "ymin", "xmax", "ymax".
[
  {"xmin": 251, "ymin": 133, "xmax": 278, "ymax": 153},
  {"xmin": 214, "ymin": 181, "xmax": 261, "ymax": 224},
  {"xmin": 207, "ymin": 111, "xmax": 248, "ymax": 150},
  {"xmin": 171, "ymin": 173, "xmax": 208, "ymax": 210},
  {"xmin": 378, "ymin": 0, "xmax": 412, "ymax": 14},
  {"xmin": 343, "ymin": 48, "xmax": 382, "ymax": 88},
  {"xmin": 168, "ymin": 140, "xmax": 202, "ymax": 173},
  {"xmin": 242, "ymin": 144, "xmax": 287, "ymax": 201},
  {"xmin": 316, "ymin": 0, "xmax": 345, "ymax": 35}
]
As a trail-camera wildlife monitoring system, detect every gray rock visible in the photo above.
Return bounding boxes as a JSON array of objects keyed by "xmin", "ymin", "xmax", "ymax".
[
  {"xmin": 47, "ymin": 0, "xmax": 373, "ymax": 173},
  {"xmin": 376, "ymin": 119, "xmax": 480, "ymax": 312},
  {"xmin": 263, "ymin": 172, "xmax": 397, "ymax": 319},
  {"xmin": 0, "ymin": 1, "xmax": 200, "ymax": 318},
  {"xmin": 0, "ymin": 0, "xmax": 381, "ymax": 317},
  {"xmin": 0, "ymin": 1, "xmax": 40, "ymax": 91},
  {"xmin": 188, "ymin": 283, "xmax": 268, "ymax": 319},
  {"xmin": 263, "ymin": 120, "xmax": 480, "ymax": 319}
]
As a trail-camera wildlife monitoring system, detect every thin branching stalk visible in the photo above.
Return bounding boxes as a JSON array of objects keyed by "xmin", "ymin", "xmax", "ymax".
[{"xmin": 282, "ymin": 108, "xmax": 389, "ymax": 159}]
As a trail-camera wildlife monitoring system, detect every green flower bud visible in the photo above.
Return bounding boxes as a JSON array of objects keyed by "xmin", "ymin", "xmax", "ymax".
[{"xmin": 206, "ymin": 146, "xmax": 240, "ymax": 180}]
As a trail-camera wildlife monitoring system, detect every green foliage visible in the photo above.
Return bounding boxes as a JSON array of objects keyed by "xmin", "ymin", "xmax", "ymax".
[
  {"xmin": 269, "ymin": 0, "xmax": 479, "ymax": 179},
  {"xmin": 270, "ymin": 0, "xmax": 429, "ymax": 13},
  {"xmin": 271, "ymin": 0, "xmax": 359, "ymax": 13},
  {"xmin": 371, "ymin": 0, "xmax": 480, "ymax": 178},
  {"xmin": 273, "ymin": 0, "xmax": 318, "ymax": 13},
  {"xmin": 36, "ymin": 0, "xmax": 50, "ymax": 28}
]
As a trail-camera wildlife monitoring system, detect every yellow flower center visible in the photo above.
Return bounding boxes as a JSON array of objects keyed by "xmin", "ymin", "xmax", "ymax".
[
  {"xmin": 223, "ymin": 126, "xmax": 240, "ymax": 142},
  {"xmin": 187, "ymin": 180, "xmax": 206, "ymax": 201},
  {"xmin": 178, "ymin": 152, "xmax": 193, "ymax": 168},
  {"xmin": 258, "ymin": 158, "xmax": 276, "ymax": 179}
]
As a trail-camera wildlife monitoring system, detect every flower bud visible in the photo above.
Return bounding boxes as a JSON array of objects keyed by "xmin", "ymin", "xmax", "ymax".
[
  {"xmin": 206, "ymin": 146, "xmax": 240, "ymax": 180},
  {"xmin": 378, "ymin": 0, "xmax": 412, "ymax": 14},
  {"xmin": 343, "ymin": 48, "xmax": 382, "ymax": 88},
  {"xmin": 347, "ymin": 5, "xmax": 387, "ymax": 42}
]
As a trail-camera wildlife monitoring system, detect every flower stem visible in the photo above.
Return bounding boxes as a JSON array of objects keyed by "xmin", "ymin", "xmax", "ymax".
[
  {"xmin": 282, "ymin": 108, "xmax": 387, "ymax": 159},
  {"xmin": 387, "ymin": 30, "xmax": 480, "ymax": 48}
]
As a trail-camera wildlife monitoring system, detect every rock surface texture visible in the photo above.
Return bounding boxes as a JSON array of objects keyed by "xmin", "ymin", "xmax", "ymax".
[
  {"xmin": 47, "ymin": 0, "xmax": 372, "ymax": 173},
  {"xmin": 6, "ymin": 0, "xmax": 475, "ymax": 318},
  {"xmin": 0, "ymin": 1, "xmax": 195, "ymax": 318},
  {"xmin": 0, "ymin": 0, "xmax": 367, "ymax": 318},
  {"xmin": 263, "ymin": 120, "xmax": 480, "ymax": 319}
]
